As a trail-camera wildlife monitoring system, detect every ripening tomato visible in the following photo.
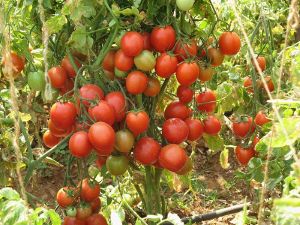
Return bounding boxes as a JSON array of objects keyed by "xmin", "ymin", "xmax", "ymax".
[
  {"xmin": 125, "ymin": 111, "xmax": 149, "ymax": 136},
  {"xmin": 50, "ymin": 102, "xmax": 77, "ymax": 129},
  {"xmin": 60, "ymin": 79, "xmax": 74, "ymax": 96},
  {"xmin": 121, "ymin": 31, "xmax": 144, "ymax": 57},
  {"xmin": 61, "ymin": 56, "xmax": 81, "ymax": 78},
  {"xmin": 176, "ymin": 62, "xmax": 199, "ymax": 86},
  {"xmin": 142, "ymin": 32, "xmax": 152, "ymax": 50},
  {"xmin": 134, "ymin": 50, "xmax": 156, "ymax": 71},
  {"xmin": 103, "ymin": 69, "xmax": 115, "ymax": 80},
  {"xmin": 63, "ymin": 216, "xmax": 86, "ymax": 225},
  {"xmin": 263, "ymin": 76, "xmax": 274, "ymax": 92},
  {"xmin": 114, "ymin": 49, "xmax": 134, "ymax": 72},
  {"xmin": 207, "ymin": 48, "xmax": 224, "ymax": 67},
  {"xmin": 48, "ymin": 120, "xmax": 71, "ymax": 137},
  {"xmin": 69, "ymin": 131, "xmax": 93, "ymax": 158},
  {"xmin": 196, "ymin": 90, "xmax": 216, "ymax": 113},
  {"xmin": 86, "ymin": 214, "xmax": 108, "ymax": 225},
  {"xmin": 27, "ymin": 71, "xmax": 46, "ymax": 91},
  {"xmin": 235, "ymin": 145, "xmax": 255, "ymax": 166},
  {"xmin": 115, "ymin": 129, "xmax": 135, "ymax": 153},
  {"xmin": 176, "ymin": 157, "xmax": 192, "ymax": 175},
  {"xmin": 48, "ymin": 66, "xmax": 67, "ymax": 88},
  {"xmin": 176, "ymin": 0, "xmax": 195, "ymax": 11},
  {"xmin": 79, "ymin": 84, "xmax": 104, "ymax": 107},
  {"xmin": 150, "ymin": 25, "xmax": 176, "ymax": 53},
  {"xmin": 243, "ymin": 76, "xmax": 254, "ymax": 93},
  {"xmin": 253, "ymin": 56, "xmax": 266, "ymax": 72},
  {"xmin": 164, "ymin": 101, "xmax": 190, "ymax": 120},
  {"xmin": 185, "ymin": 118, "xmax": 204, "ymax": 141},
  {"xmin": 76, "ymin": 203, "xmax": 92, "ymax": 220},
  {"xmin": 88, "ymin": 122, "xmax": 115, "ymax": 155},
  {"xmin": 155, "ymin": 53, "xmax": 178, "ymax": 78},
  {"xmin": 105, "ymin": 91, "xmax": 126, "ymax": 122},
  {"xmin": 126, "ymin": 71, "xmax": 148, "ymax": 95},
  {"xmin": 174, "ymin": 40, "xmax": 198, "ymax": 61},
  {"xmin": 56, "ymin": 187, "xmax": 77, "ymax": 208},
  {"xmin": 232, "ymin": 116, "xmax": 256, "ymax": 138},
  {"xmin": 219, "ymin": 32, "xmax": 241, "ymax": 55},
  {"xmin": 177, "ymin": 86, "xmax": 193, "ymax": 104},
  {"xmin": 102, "ymin": 50, "xmax": 115, "ymax": 72},
  {"xmin": 144, "ymin": 77, "xmax": 161, "ymax": 97},
  {"xmin": 162, "ymin": 118, "xmax": 189, "ymax": 144},
  {"xmin": 1, "ymin": 51, "xmax": 25, "ymax": 77},
  {"xmin": 134, "ymin": 137, "xmax": 161, "ymax": 165},
  {"xmin": 43, "ymin": 130, "xmax": 61, "ymax": 148},
  {"xmin": 254, "ymin": 111, "xmax": 271, "ymax": 126},
  {"xmin": 159, "ymin": 144, "xmax": 187, "ymax": 172},
  {"xmin": 106, "ymin": 155, "xmax": 129, "ymax": 176},
  {"xmin": 90, "ymin": 198, "xmax": 101, "ymax": 213},
  {"xmin": 79, "ymin": 178, "xmax": 100, "ymax": 202},
  {"xmin": 198, "ymin": 66, "xmax": 215, "ymax": 82},
  {"xmin": 203, "ymin": 115, "xmax": 221, "ymax": 135},
  {"xmin": 88, "ymin": 101, "xmax": 115, "ymax": 125}
]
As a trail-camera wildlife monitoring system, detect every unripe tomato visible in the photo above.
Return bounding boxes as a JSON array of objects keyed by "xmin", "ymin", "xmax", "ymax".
[
  {"xmin": 159, "ymin": 144, "xmax": 187, "ymax": 172},
  {"xmin": 126, "ymin": 71, "xmax": 148, "ymax": 95},
  {"xmin": 203, "ymin": 115, "xmax": 221, "ymax": 135},
  {"xmin": 185, "ymin": 118, "xmax": 204, "ymax": 141},
  {"xmin": 162, "ymin": 118, "xmax": 189, "ymax": 144},
  {"xmin": 134, "ymin": 137, "xmax": 161, "ymax": 165},
  {"xmin": 207, "ymin": 48, "xmax": 224, "ymax": 67},
  {"xmin": 155, "ymin": 53, "xmax": 178, "ymax": 78},
  {"xmin": 43, "ymin": 130, "xmax": 61, "ymax": 148},
  {"xmin": 115, "ymin": 129, "xmax": 135, "ymax": 153},
  {"xmin": 177, "ymin": 86, "xmax": 193, "ymax": 104},
  {"xmin": 150, "ymin": 25, "xmax": 176, "ymax": 53},
  {"xmin": 79, "ymin": 178, "xmax": 100, "ymax": 202},
  {"xmin": 121, "ymin": 31, "xmax": 144, "ymax": 57},
  {"xmin": 198, "ymin": 66, "xmax": 215, "ymax": 82},
  {"xmin": 27, "ymin": 71, "xmax": 46, "ymax": 91},
  {"xmin": 134, "ymin": 50, "xmax": 156, "ymax": 71},
  {"xmin": 164, "ymin": 101, "xmax": 190, "ymax": 120},
  {"xmin": 69, "ymin": 131, "xmax": 93, "ymax": 158},
  {"xmin": 106, "ymin": 155, "xmax": 129, "ymax": 176},
  {"xmin": 196, "ymin": 90, "xmax": 217, "ymax": 113},
  {"xmin": 219, "ymin": 32, "xmax": 241, "ymax": 55},
  {"xmin": 144, "ymin": 77, "xmax": 161, "ymax": 97},
  {"xmin": 76, "ymin": 203, "xmax": 92, "ymax": 220},
  {"xmin": 176, "ymin": 0, "xmax": 195, "ymax": 11},
  {"xmin": 61, "ymin": 56, "xmax": 81, "ymax": 78},
  {"xmin": 48, "ymin": 66, "xmax": 67, "ymax": 88}
]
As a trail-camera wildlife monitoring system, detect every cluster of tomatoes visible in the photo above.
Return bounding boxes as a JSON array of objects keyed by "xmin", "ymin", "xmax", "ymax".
[{"xmin": 56, "ymin": 178, "xmax": 107, "ymax": 225}]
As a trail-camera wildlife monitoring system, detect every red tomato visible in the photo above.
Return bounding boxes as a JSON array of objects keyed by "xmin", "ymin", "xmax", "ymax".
[
  {"xmin": 177, "ymin": 85, "xmax": 193, "ymax": 103},
  {"xmin": 176, "ymin": 62, "xmax": 199, "ymax": 86},
  {"xmin": 80, "ymin": 178, "xmax": 100, "ymax": 202},
  {"xmin": 114, "ymin": 49, "xmax": 134, "ymax": 72},
  {"xmin": 196, "ymin": 90, "xmax": 216, "ymax": 113},
  {"xmin": 102, "ymin": 50, "xmax": 115, "ymax": 72},
  {"xmin": 164, "ymin": 101, "xmax": 190, "ymax": 120},
  {"xmin": 232, "ymin": 116, "xmax": 256, "ymax": 138},
  {"xmin": 48, "ymin": 120, "xmax": 71, "ymax": 137},
  {"xmin": 174, "ymin": 40, "xmax": 198, "ymax": 61},
  {"xmin": 76, "ymin": 203, "xmax": 92, "ymax": 220},
  {"xmin": 50, "ymin": 102, "xmax": 77, "ymax": 129},
  {"xmin": 162, "ymin": 118, "xmax": 189, "ymax": 144},
  {"xmin": 105, "ymin": 91, "xmax": 126, "ymax": 122},
  {"xmin": 88, "ymin": 101, "xmax": 115, "ymax": 125},
  {"xmin": 150, "ymin": 25, "xmax": 176, "ymax": 52},
  {"xmin": 88, "ymin": 122, "xmax": 115, "ymax": 155},
  {"xmin": 235, "ymin": 145, "xmax": 255, "ymax": 166},
  {"xmin": 155, "ymin": 53, "xmax": 178, "ymax": 78},
  {"xmin": 243, "ymin": 76, "xmax": 253, "ymax": 93},
  {"xmin": 1, "ymin": 51, "xmax": 25, "ymax": 77},
  {"xmin": 159, "ymin": 144, "xmax": 187, "ymax": 172},
  {"xmin": 185, "ymin": 118, "xmax": 204, "ymax": 141},
  {"xmin": 63, "ymin": 216, "xmax": 86, "ymax": 225},
  {"xmin": 207, "ymin": 48, "xmax": 224, "ymax": 67},
  {"xmin": 90, "ymin": 197, "xmax": 101, "ymax": 213},
  {"xmin": 56, "ymin": 187, "xmax": 77, "ymax": 208},
  {"xmin": 60, "ymin": 79, "xmax": 74, "ymax": 96},
  {"xmin": 125, "ymin": 111, "xmax": 149, "ymax": 136},
  {"xmin": 253, "ymin": 56, "xmax": 266, "ymax": 72},
  {"xmin": 142, "ymin": 32, "xmax": 152, "ymax": 50},
  {"xmin": 144, "ymin": 77, "xmax": 161, "ymax": 97},
  {"xmin": 252, "ymin": 136, "xmax": 260, "ymax": 148},
  {"xmin": 255, "ymin": 111, "xmax": 271, "ymax": 126},
  {"xmin": 121, "ymin": 31, "xmax": 144, "ymax": 57},
  {"xmin": 219, "ymin": 32, "xmax": 241, "ymax": 55},
  {"xmin": 48, "ymin": 66, "xmax": 67, "ymax": 88},
  {"xmin": 264, "ymin": 76, "xmax": 274, "ymax": 92},
  {"xmin": 79, "ymin": 84, "xmax": 104, "ymax": 107},
  {"xmin": 43, "ymin": 130, "xmax": 61, "ymax": 148},
  {"xmin": 61, "ymin": 56, "xmax": 82, "ymax": 78},
  {"xmin": 125, "ymin": 71, "xmax": 148, "ymax": 95},
  {"xmin": 69, "ymin": 131, "xmax": 93, "ymax": 158},
  {"xmin": 134, "ymin": 137, "xmax": 161, "ymax": 165},
  {"xmin": 86, "ymin": 214, "xmax": 108, "ymax": 225},
  {"xmin": 198, "ymin": 66, "xmax": 215, "ymax": 82},
  {"xmin": 95, "ymin": 156, "xmax": 107, "ymax": 169},
  {"xmin": 203, "ymin": 115, "xmax": 221, "ymax": 135}
]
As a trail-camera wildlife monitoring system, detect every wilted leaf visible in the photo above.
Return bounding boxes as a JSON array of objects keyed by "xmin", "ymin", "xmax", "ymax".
[
  {"xmin": 203, "ymin": 134, "xmax": 224, "ymax": 153},
  {"xmin": 220, "ymin": 148, "xmax": 230, "ymax": 169},
  {"xmin": 68, "ymin": 27, "xmax": 94, "ymax": 54}
]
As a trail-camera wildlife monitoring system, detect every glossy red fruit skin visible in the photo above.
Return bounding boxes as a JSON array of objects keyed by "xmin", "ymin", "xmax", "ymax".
[
  {"xmin": 79, "ymin": 84, "xmax": 104, "ymax": 107},
  {"xmin": 102, "ymin": 50, "xmax": 115, "ymax": 72},
  {"xmin": 125, "ymin": 71, "xmax": 148, "ymax": 95},
  {"xmin": 235, "ymin": 145, "xmax": 255, "ymax": 166},
  {"xmin": 43, "ymin": 130, "xmax": 61, "ymax": 148},
  {"xmin": 63, "ymin": 216, "xmax": 86, "ymax": 225},
  {"xmin": 125, "ymin": 111, "xmax": 150, "ymax": 136},
  {"xmin": 48, "ymin": 66, "xmax": 67, "ymax": 88},
  {"xmin": 56, "ymin": 187, "xmax": 76, "ymax": 208},
  {"xmin": 86, "ymin": 214, "xmax": 108, "ymax": 225},
  {"xmin": 121, "ymin": 31, "xmax": 144, "ymax": 57},
  {"xmin": 255, "ymin": 111, "xmax": 271, "ymax": 126},
  {"xmin": 155, "ymin": 53, "xmax": 178, "ymax": 78},
  {"xmin": 159, "ymin": 144, "xmax": 187, "ymax": 172},
  {"xmin": 162, "ymin": 118, "xmax": 189, "ymax": 144},
  {"xmin": 177, "ymin": 86, "xmax": 193, "ymax": 104},
  {"xmin": 80, "ymin": 178, "xmax": 100, "ymax": 202},
  {"xmin": 232, "ymin": 117, "xmax": 256, "ymax": 138},
  {"xmin": 61, "ymin": 56, "xmax": 82, "ymax": 78},
  {"xmin": 174, "ymin": 40, "xmax": 198, "ymax": 62},
  {"xmin": 88, "ymin": 101, "xmax": 115, "ymax": 126},
  {"xmin": 219, "ymin": 32, "xmax": 241, "ymax": 55},
  {"xmin": 196, "ymin": 90, "xmax": 216, "ymax": 113},
  {"xmin": 203, "ymin": 115, "xmax": 221, "ymax": 135},
  {"xmin": 134, "ymin": 137, "xmax": 161, "ymax": 165},
  {"xmin": 69, "ymin": 131, "xmax": 93, "ymax": 158},
  {"xmin": 176, "ymin": 62, "xmax": 199, "ymax": 86},
  {"xmin": 164, "ymin": 101, "xmax": 190, "ymax": 120},
  {"xmin": 150, "ymin": 25, "xmax": 176, "ymax": 53},
  {"xmin": 114, "ymin": 49, "xmax": 134, "ymax": 72},
  {"xmin": 142, "ymin": 32, "xmax": 152, "ymax": 50},
  {"xmin": 105, "ymin": 91, "xmax": 126, "ymax": 122},
  {"xmin": 48, "ymin": 120, "xmax": 71, "ymax": 137},
  {"xmin": 185, "ymin": 118, "xmax": 204, "ymax": 141},
  {"xmin": 50, "ymin": 102, "xmax": 77, "ymax": 129}
]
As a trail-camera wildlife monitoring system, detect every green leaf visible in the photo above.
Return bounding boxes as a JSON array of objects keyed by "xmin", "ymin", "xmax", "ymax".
[
  {"xmin": 220, "ymin": 148, "xmax": 230, "ymax": 169},
  {"xmin": 0, "ymin": 188, "xmax": 20, "ymax": 200},
  {"xmin": 203, "ymin": 134, "xmax": 224, "ymax": 153},
  {"xmin": 1, "ymin": 200, "xmax": 28, "ymax": 225},
  {"xmin": 45, "ymin": 15, "xmax": 67, "ymax": 35},
  {"xmin": 63, "ymin": 0, "xmax": 97, "ymax": 22},
  {"xmin": 48, "ymin": 209, "xmax": 62, "ymax": 225},
  {"xmin": 68, "ymin": 27, "xmax": 94, "ymax": 54}
]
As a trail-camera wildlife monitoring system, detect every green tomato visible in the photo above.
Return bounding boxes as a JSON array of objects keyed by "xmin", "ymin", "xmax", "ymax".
[
  {"xmin": 114, "ymin": 67, "xmax": 127, "ymax": 78},
  {"xmin": 106, "ymin": 155, "xmax": 129, "ymax": 176},
  {"xmin": 176, "ymin": 0, "xmax": 195, "ymax": 11},
  {"xmin": 66, "ymin": 206, "xmax": 77, "ymax": 217},
  {"xmin": 42, "ymin": 86, "xmax": 59, "ymax": 103},
  {"xmin": 28, "ymin": 71, "xmax": 46, "ymax": 91},
  {"xmin": 134, "ymin": 50, "xmax": 156, "ymax": 71}
]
